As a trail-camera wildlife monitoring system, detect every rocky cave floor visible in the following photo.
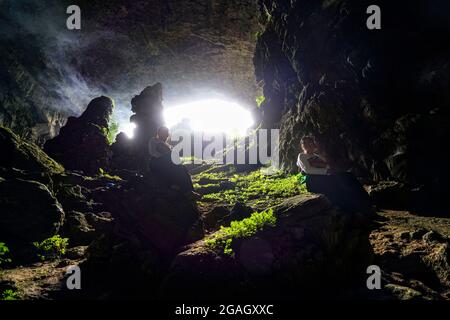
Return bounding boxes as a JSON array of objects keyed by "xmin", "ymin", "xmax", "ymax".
[{"xmin": 1, "ymin": 154, "xmax": 449, "ymax": 301}]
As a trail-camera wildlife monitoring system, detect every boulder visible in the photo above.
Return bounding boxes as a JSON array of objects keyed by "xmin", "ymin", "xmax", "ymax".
[
  {"xmin": 160, "ymin": 194, "xmax": 372, "ymax": 300},
  {"xmin": 44, "ymin": 96, "xmax": 114, "ymax": 175},
  {"xmin": 91, "ymin": 171, "xmax": 203, "ymax": 255},
  {"xmin": 60, "ymin": 211, "xmax": 96, "ymax": 246},
  {"xmin": 368, "ymin": 181, "xmax": 411, "ymax": 209},
  {"xmin": 0, "ymin": 178, "xmax": 64, "ymax": 261},
  {"xmin": 0, "ymin": 125, "xmax": 63, "ymax": 174},
  {"xmin": 202, "ymin": 206, "xmax": 229, "ymax": 231}
]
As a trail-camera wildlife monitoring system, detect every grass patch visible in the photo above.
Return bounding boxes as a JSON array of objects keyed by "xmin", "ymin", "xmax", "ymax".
[
  {"xmin": 205, "ymin": 209, "xmax": 276, "ymax": 255},
  {"xmin": 200, "ymin": 170, "xmax": 307, "ymax": 206},
  {"xmin": 33, "ymin": 235, "xmax": 69, "ymax": 261},
  {"xmin": 193, "ymin": 171, "xmax": 228, "ymax": 184}
]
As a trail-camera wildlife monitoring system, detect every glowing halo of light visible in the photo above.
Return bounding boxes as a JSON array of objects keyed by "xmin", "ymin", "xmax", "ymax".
[
  {"xmin": 163, "ymin": 99, "xmax": 254, "ymax": 136},
  {"xmin": 121, "ymin": 122, "xmax": 136, "ymax": 138}
]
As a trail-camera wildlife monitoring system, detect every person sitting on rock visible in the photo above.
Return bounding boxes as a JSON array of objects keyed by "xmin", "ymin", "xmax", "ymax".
[
  {"xmin": 149, "ymin": 126, "xmax": 200, "ymax": 199},
  {"xmin": 297, "ymin": 136, "xmax": 372, "ymax": 214}
]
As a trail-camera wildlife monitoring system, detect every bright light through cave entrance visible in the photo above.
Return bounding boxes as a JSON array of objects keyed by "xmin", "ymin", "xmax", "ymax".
[
  {"xmin": 164, "ymin": 99, "xmax": 254, "ymax": 136},
  {"xmin": 122, "ymin": 122, "xmax": 137, "ymax": 138}
]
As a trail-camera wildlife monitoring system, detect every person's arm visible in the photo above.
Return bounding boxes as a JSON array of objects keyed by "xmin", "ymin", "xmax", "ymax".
[
  {"xmin": 156, "ymin": 142, "xmax": 172, "ymax": 155},
  {"xmin": 308, "ymin": 156, "xmax": 328, "ymax": 168}
]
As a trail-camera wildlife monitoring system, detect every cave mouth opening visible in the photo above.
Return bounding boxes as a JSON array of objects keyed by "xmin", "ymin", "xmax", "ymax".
[{"xmin": 163, "ymin": 99, "xmax": 254, "ymax": 137}]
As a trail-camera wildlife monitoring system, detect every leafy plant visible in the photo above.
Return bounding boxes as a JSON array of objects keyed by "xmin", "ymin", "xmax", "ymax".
[
  {"xmin": 33, "ymin": 235, "xmax": 69, "ymax": 261},
  {"xmin": 0, "ymin": 242, "xmax": 11, "ymax": 266},
  {"xmin": 98, "ymin": 168, "xmax": 122, "ymax": 181},
  {"xmin": 205, "ymin": 209, "xmax": 276, "ymax": 255},
  {"xmin": 256, "ymin": 95, "xmax": 266, "ymax": 107},
  {"xmin": 107, "ymin": 122, "xmax": 119, "ymax": 144},
  {"xmin": 1, "ymin": 289, "xmax": 18, "ymax": 300}
]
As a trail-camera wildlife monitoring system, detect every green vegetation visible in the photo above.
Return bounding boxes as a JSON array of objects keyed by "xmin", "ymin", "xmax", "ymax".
[
  {"xmin": 197, "ymin": 170, "xmax": 307, "ymax": 207},
  {"xmin": 180, "ymin": 156, "xmax": 204, "ymax": 164},
  {"xmin": 33, "ymin": 235, "xmax": 69, "ymax": 261},
  {"xmin": 256, "ymin": 95, "xmax": 265, "ymax": 107},
  {"xmin": 107, "ymin": 122, "xmax": 119, "ymax": 144},
  {"xmin": 263, "ymin": 5, "xmax": 272, "ymax": 23},
  {"xmin": 193, "ymin": 171, "xmax": 228, "ymax": 183},
  {"xmin": 98, "ymin": 167, "xmax": 122, "ymax": 181},
  {"xmin": 0, "ymin": 242, "xmax": 11, "ymax": 266},
  {"xmin": 205, "ymin": 209, "xmax": 276, "ymax": 255},
  {"xmin": 1, "ymin": 289, "xmax": 18, "ymax": 300}
]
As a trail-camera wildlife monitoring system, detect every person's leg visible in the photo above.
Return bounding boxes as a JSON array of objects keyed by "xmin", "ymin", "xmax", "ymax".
[
  {"xmin": 306, "ymin": 174, "xmax": 340, "ymax": 204},
  {"xmin": 150, "ymin": 156, "xmax": 178, "ymax": 188},
  {"xmin": 334, "ymin": 172, "xmax": 371, "ymax": 213},
  {"xmin": 172, "ymin": 164, "xmax": 194, "ymax": 192}
]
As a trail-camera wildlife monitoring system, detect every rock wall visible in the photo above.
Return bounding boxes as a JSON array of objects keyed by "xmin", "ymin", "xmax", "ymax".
[{"xmin": 254, "ymin": 0, "xmax": 450, "ymax": 195}]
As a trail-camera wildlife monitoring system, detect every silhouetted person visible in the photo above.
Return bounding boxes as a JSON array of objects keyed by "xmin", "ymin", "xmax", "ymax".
[
  {"xmin": 297, "ymin": 136, "xmax": 371, "ymax": 214},
  {"xmin": 149, "ymin": 126, "xmax": 199, "ymax": 198}
]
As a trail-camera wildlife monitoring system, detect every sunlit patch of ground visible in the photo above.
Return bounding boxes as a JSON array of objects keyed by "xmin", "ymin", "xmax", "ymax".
[
  {"xmin": 0, "ymin": 246, "xmax": 87, "ymax": 300},
  {"xmin": 369, "ymin": 210, "xmax": 450, "ymax": 300},
  {"xmin": 191, "ymin": 165, "xmax": 308, "ymax": 210}
]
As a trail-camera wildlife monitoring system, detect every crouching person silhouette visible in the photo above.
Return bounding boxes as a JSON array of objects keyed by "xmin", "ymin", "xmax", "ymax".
[
  {"xmin": 148, "ymin": 126, "xmax": 200, "ymax": 199},
  {"xmin": 297, "ymin": 136, "xmax": 371, "ymax": 214}
]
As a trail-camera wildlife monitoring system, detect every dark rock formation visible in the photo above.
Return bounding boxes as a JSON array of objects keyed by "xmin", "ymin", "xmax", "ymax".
[
  {"xmin": 254, "ymin": 0, "xmax": 450, "ymax": 208},
  {"xmin": 60, "ymin": 211, "xmax": 96, "ymax": 247},
  {"xmin": 111, "ymin": 83, "xmax": 165, "ymax": 171},
  {"xmin": 0, "ymin": 28, "xmax": 73, "ymax": 144},
  {"xmin": 44, "ymin": 96, "xmax": 114, "ymax": 175},
  {"xmin": 0, "ymin": 178, "xmax": 64, "ymax": 261},
  {"xmin": 65, "ymin": 170, "xmax": 204, "ymax": 299},
  {"xmin": 91, "ymin": 171, "xmax": 203, "ymax": 254},
  {"xmin": 160, "ymin": 194, "xmax": 372, "ymax": 299},
  {"xmin": 0, "ymin": 126, "xmax": 64, "ymax": 174}
]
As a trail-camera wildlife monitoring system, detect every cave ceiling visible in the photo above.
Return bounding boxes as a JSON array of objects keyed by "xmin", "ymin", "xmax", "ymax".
[{"xmin": 0, "ymin": 0, "xmax": 262, "ymax": 128}]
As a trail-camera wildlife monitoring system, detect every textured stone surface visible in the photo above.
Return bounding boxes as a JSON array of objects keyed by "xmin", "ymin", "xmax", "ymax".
[
  {"xmin": 0, "ymin": 178, "xmax": 64, "ymax": 260},
  {"xmin": 370, "ymin": 210, "xmax": 450, "ymax": 300},
  {"xmin": 0, "ymin": 0, "xmax": 261, "ymax": 142},
  {"xmin": 0, "ymin": 126, "xmax": 64, "ymax": 174},
  {"xmin": 254, "ymin": 0, "xmax": 450, "ymax": 203},
  {"xmin": 161, "ymin": 194, "xmax": 372, "ymax": 299},
  {"xmin": 44, "ymin": 96, "xmax": 114, "ymax": 175}
]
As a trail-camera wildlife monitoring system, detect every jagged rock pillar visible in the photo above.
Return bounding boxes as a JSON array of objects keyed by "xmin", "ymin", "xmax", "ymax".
[
  {"xmin": 111, "ymin": 83, "xmax": 165, "ymax": 172},
  {"xmin": 44, "ymin": 96, "xmax": 114, "ymax": 175}
]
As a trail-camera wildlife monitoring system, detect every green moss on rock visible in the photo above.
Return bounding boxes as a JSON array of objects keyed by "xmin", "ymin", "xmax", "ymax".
[{"xmin": 0, "ymin": 125, "xmax": 64, "ymax": 174}]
